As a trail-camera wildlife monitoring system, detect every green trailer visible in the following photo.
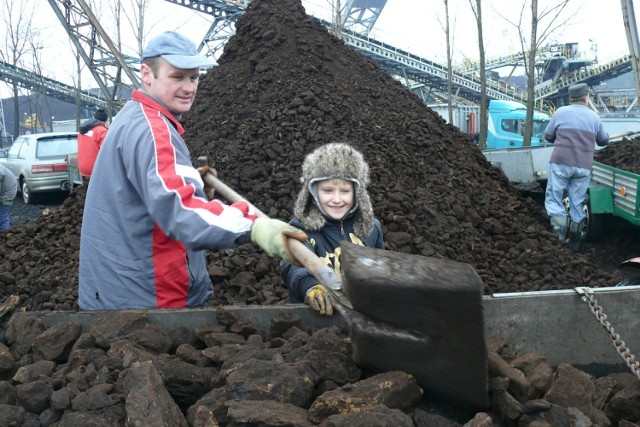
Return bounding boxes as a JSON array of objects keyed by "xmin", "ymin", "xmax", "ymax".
[{"xmin": 585, "ymin": 161, "xmax": 640, "ymax": 240}]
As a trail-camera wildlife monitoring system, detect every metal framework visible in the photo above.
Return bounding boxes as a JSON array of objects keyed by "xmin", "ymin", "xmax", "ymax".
[
  {"xmin": 46, "ymin": 0, "xmax": 141, "ymax": 109},
  {"xmin": 0, "ymin": 60, "xmax": 108, "ymax": 109},
  {"xmin": 341, "ymin": 0, "xmax": 387, "ymax": 35},
  {"xmin": 164, "ymin": 0, "xmax": 250, "ymax": 60},
  {"xmin": 0, "ymin": 0, "xmax": 633, "ymax": 113}
]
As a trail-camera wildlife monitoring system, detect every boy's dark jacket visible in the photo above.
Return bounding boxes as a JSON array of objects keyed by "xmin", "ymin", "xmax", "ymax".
[{"xmin": 281, "ymin": 143, "xmax": 385, "ymax": 303}]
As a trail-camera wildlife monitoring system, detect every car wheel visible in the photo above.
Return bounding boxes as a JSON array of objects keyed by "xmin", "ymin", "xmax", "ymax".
[{"xmin": 21, "ymin": 180, "xmax": 33, "ymax": 205}]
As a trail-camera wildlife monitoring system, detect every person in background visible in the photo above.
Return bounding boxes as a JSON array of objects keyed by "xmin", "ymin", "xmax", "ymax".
[
  {"xmin": 0, "ymin": 164, "xmax": 17, "ymax": 230},
  {"xmin": 77, "ymin": 109, "xmax": 109, "ymax": 179},
  {"xmin": 281, "ymin": 142, "xmax": 385, "ymax": 316},
  {"xmin": 544, "ymin": 83, "xmax": 609, "ymax": 252},
  {"xmin": 79, "ymin": 31, "xmax": 306, "ymax": 310}
]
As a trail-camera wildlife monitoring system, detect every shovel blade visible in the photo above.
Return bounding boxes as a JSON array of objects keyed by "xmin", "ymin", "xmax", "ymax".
[{"xmin": 339, "ymin": 242, "xmax": 489, "ymax": 411}]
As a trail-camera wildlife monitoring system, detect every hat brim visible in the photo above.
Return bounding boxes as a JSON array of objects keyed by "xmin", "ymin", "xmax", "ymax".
[{"xmin": 162, "ymin": 54, "xmax": 215, "ymax": 69}]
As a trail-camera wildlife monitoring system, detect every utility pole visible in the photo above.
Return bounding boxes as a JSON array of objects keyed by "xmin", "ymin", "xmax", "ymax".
[
  {"xmin": 332, "ymin": 0, "xmax": 343, "ymax": 38},
  {"xmin": 621, "ymin": 0, "xmax": 640, "ymax": 107},
  {"xmin": 0, "ymin": 98, "xmax": 7, "ymax": 146}
]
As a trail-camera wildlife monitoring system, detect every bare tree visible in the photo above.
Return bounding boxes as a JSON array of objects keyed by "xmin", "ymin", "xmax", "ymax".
[
  {"xmin": 1, "ymin": 0, "xmax": 36, "ymax": 137},
  {"xmin": 26, "ymin": 31, "xmax": 53, "ymax": 132},
  {"xmin": 112, "ymin": 0, "xmax": 152, "ymax": 102},
  {"xmin": 73, "ymin": 49, "xmax": 83, "ymax": 130},
  {"xmin": 119, "ymin": 0, "xmax": 152, "ymax": 56},
  {"xmin": 442, "ymin": 0, "xmax": 454, "ymax": 126},
  {"xmin": 468, "ymin": 0, "xmax": 487, "ymax": 150},
  {"xmin": 498, "ymin": 0, "xmax": 573, "ymax": 146},
  {"xmin": 324, "ymin": 0, "xmax": 345, "ymax": 38}
]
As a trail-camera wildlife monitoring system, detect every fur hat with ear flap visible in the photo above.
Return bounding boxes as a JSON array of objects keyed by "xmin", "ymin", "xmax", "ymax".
[{"xmin": 294, "ymin": 142, "xmax": 375, "ymax": 237}]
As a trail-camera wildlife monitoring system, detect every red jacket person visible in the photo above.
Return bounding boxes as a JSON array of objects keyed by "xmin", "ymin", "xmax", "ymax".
[{"xmin": 77, "ymin": 109, "xmax": 108, "ymax": 177}]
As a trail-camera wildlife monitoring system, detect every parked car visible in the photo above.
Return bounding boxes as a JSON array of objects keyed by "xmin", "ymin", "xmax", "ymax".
[{"xmin": 0, "ymin": 132, "xmax": 78, "ymax": 204}]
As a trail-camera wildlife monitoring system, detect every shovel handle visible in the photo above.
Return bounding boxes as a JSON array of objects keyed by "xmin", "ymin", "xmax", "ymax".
[
  {"xmin": 199, "ymin": 166, "xmax": 343, "ymax": 291},
  {"xmin": 609, "ymin": 131, "xmax": 639, "ymax": 140}
]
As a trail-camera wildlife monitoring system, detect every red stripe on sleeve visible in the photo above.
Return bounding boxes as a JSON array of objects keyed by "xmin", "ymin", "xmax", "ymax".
[{"xmin": 140, "ymin": 102, "xmax": 225, "ymax": 215}]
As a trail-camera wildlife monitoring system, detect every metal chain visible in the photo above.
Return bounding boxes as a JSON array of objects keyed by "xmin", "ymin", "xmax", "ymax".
[{"xmin": 579, "ymin": 287, "xmax": 640, "ymax": 380}]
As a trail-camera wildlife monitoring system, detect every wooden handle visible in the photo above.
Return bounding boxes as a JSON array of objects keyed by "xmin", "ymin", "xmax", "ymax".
[
  {"xmin": 200, "ymin": 170, "xmax": 344, "ymax": 292},
  {"xmin": 609, "ymin": 131, "xmax": 636, "ymax": 139},
  {"xmin": 201, "ymin": 171, "xmax": 268, "ymax": 218}
]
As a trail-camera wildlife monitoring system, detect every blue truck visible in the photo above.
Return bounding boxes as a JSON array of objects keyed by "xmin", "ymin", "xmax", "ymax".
[{"xmin": 431, "ymin": 100, "xmax": 554, "ymax": 184}]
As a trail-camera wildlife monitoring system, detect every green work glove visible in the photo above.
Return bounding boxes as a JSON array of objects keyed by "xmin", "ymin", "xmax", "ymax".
[
  {"xmin": 250, "ymin": 218, "xmax": 307, "ymax": 264},
  {"xmin": 304, "ymin": 285, "xmax": 334, "ymax": 316},
  {"xmin": 1, "ymin": 199, "xmax": 12, "ymax": 207}
]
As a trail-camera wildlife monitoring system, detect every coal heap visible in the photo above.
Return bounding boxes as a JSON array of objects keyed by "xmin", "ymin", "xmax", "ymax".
[
  {"xmin": 594, "ymin": 137, "xmax": 640, "ymax": 173},
  {"xmin": 0, "ymin": 0, "xmax": 621, "ymax": 315},
  {"xmin": 185, "ymin": 0, "xmax": 619, "ymax": 293}
]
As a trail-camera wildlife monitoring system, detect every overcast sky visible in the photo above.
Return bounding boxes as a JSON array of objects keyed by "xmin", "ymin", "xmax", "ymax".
[{"xmin": 0, "ymin": 0, "xmax": 634, "ymax": 98}]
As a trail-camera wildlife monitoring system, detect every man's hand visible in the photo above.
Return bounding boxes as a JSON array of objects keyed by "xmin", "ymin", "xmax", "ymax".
[
  {"xmin": 304, "ymin": 285, "xmax": 334, "ymax": 316},
  {"xmin": 250, "ymin": 218, "xmax": 307, "ymax": 264}
]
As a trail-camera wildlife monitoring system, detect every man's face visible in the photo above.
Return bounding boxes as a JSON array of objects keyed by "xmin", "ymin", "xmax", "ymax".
[{"xmin": 141, "ymin": 59, "xmax": 200, "ymax": 115}]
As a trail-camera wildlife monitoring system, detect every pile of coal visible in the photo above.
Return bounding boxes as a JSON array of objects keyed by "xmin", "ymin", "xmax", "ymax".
[
  {"xmin": 0, "ymin": 0, "xmax": 623, "ymax": 316},
  {"xmin": 184, "ymin": 0, "xmax": 620, "ymax": 296},
  {"xmin": 594, "ymin": 138, "xmax": 640, "ymax": 173},
  {"xmin": 0, "ymin": 310, "xmax": 637, "ymax": 426}
]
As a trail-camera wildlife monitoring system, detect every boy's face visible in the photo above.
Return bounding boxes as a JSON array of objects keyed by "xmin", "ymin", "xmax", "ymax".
[
  {"xmin": 141, "ymin": 59, "xmax": 200, "ymax": 114},
  {"xmin": 317, "ymin": 178, "xmax": 354, "ymax": 221}
]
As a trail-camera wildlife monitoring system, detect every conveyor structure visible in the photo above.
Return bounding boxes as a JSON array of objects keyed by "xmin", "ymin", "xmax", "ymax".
[{"xmin": 0, "ymin": 0, "xmax": 634, "ymax": 112}]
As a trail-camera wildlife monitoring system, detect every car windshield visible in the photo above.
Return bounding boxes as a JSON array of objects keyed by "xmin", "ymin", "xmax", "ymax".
[
  {"xmin": 36, "ymin": 137, "xmax": 77, "ymax": 160},
  {"xmin": 532, "ymin": 119, "xmax": 550, "ymax": 139}
]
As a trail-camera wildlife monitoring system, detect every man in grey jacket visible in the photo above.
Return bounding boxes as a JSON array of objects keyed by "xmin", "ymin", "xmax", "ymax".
[
  {"xmin": 79, "ymin": 31, "xmax": 305, "ymax": 310},
  {"xmin": 544, "ymin": 83, "xmax": 609, "ymax": 252},
  {"xmin": 0, "ymin": 163, "xmax": 17, "ymax": 230}
]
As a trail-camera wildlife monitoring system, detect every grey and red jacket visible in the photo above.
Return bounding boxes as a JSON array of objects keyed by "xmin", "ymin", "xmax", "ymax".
[{"xmin": 79, "ymin": 90, "xmax": 257, "ymax": 310}]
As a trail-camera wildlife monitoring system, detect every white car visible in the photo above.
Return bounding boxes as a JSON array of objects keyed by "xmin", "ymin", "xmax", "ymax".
[{"xmin": 0, "ymin": 132, "xmax": 78, "ymax": 204}]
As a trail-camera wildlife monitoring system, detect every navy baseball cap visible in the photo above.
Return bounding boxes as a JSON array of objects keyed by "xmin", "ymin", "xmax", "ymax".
[{"xmin": 142, "ymin": 31, "xmax": 214, "ymax": 69}]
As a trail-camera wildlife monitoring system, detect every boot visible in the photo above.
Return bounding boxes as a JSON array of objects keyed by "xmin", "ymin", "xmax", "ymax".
[
  {"xmin": 568, "ymin": 220, "xmax": 583, "ymax": 252},
  {"xmin": 549, "ymin": 216, "xmax": 568, "ymax": 242}
]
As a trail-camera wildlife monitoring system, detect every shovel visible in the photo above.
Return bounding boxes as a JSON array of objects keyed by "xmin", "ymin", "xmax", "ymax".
[
  {"xmin": 197, "ymin": 157, "xmax": 489, "ymax": 411},
  {"xmin": 609, "ymin": 130, "xmax": 640, "ymax": 140}
]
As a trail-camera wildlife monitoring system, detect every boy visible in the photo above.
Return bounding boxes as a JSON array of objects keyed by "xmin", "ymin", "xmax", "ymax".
[{"xmin": 281, "ymin": 143, "xmax": 385, "ymax": 315}]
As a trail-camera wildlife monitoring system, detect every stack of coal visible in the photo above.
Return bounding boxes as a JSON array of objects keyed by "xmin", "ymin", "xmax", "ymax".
[{"xmin": 0, "ymin": 0, "xmax": 621, "ymax": 316}]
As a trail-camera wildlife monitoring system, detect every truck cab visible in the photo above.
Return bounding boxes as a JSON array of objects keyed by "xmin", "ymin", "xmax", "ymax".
[{"xmin": 486, "ymin": 100, "xmax": 551, "ymax": 150}]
